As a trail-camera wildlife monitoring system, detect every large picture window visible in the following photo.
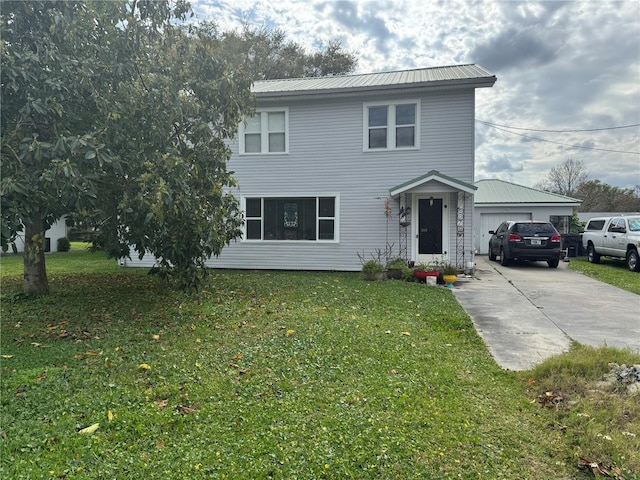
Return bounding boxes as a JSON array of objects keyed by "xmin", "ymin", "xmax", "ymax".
[
  {"xmin": 241, "ymin": 108, "xmax": 288, "ymax": 154},
  {"xmin": 244, "ymin": 196, "xmax": 337, "ymax": 241},
  {"xmin": 364, "ymin": 101, "xmax": 419, "ymax": 150}
]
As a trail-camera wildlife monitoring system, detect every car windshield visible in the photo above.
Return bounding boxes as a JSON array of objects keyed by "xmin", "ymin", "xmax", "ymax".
[
  {"xmin": 514, "ymin": 223, "xmax": 554, "ymax": 235},
  {"xmin": 628, "ymin": 217, "xmax": 640, "ymax": 232}
]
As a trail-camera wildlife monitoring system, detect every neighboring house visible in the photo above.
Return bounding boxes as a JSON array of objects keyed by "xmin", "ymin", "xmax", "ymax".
[
  {"xmin": 473, "ymin": 179, "xmax": 581, "ymax": 255},
  {"xmin": 125, "ymin": 64, "xmax": 497, "ymax": 271},
  {"xmin": 6, "ymin": 218, "xmax": 68, "ymax": 254}
]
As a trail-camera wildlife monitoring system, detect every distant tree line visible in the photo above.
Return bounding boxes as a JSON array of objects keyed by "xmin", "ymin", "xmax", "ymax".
[{"xmin": 535, "ymin": 159, "xmax": 640, "ymax": 212}]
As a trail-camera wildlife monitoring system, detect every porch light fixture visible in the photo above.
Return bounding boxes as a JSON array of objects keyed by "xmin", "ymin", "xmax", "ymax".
[{"xmin": 429, "ymin": 196, "xmax": 434, "ymax": 206}]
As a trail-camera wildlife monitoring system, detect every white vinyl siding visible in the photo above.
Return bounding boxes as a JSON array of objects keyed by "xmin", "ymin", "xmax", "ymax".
[
  {"xmin": 363, "ymin": 100, "xmax": 419, "ymax": 151},
  {"xmin": 240, "ymin": 108, "xmax": 289, "ymax": 155},
  {"xmin": 125, "ymin": 89, "xmax": 479, "ymax": 271}
]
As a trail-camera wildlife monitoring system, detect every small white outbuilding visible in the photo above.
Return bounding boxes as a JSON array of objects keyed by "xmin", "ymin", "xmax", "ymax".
[{"xmin": 6, "ymin": 218, "xmax": 68, "ymax": 254}]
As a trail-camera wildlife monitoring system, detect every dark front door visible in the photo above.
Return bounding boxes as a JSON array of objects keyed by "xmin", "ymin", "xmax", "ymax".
[{"xmin": 418, "ymin": 198, "xmax": 443, "ymax": 254}]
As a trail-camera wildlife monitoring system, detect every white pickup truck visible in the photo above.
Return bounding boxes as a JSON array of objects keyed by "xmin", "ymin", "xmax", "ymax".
[{"xmin": 582, "ymin": 216, "xmax": 640, "ymax": 272}]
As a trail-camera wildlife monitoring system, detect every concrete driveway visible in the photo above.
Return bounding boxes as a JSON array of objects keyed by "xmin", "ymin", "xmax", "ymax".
[{"xmin": 453, "ymin": 256, "xmax": 640, "ymax": 371}]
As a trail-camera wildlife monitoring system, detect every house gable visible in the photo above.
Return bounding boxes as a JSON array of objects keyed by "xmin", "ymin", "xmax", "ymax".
[{"xmin": 390, "ymin": 170, "xmax": 477, "ymax": 197}]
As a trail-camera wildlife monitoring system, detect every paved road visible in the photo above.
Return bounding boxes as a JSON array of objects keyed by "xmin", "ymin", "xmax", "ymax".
[{"xmin": 453, "ymin": 256, "xmax": 640, "ymax": 371}]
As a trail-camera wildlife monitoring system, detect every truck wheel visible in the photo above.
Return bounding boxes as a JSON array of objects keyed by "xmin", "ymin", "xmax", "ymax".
[
  {"xmin": 587, "ymin": 244, "xmax": 601, "ymax": 264},
  {"xmin": 499, "ymin": 248, "xmax": 510, "ymax": 266},
  {"xmin": 488, "ymin": 245, "xmax": 496, "ymax": 261},
  {"xmin": 627, "ymin": 249, "xmax": 640, "ymax": 272},
  {"xmin": 547, "ymin": 259, "xmax": 559, "ymax": 268}
]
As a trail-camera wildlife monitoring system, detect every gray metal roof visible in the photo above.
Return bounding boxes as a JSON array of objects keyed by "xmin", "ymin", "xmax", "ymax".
[
  {"xmin": 253, "ymin": 64, "xmax": 496, "ymax": 98},
  {"xmin": 475, "ymin": 179, "xmax": 582, "ymax": 205}
]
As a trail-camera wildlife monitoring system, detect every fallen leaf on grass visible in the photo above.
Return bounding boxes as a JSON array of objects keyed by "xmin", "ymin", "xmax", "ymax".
[
  {"xmin": 577, "ymin": 458, "xmax": 625, "ymax": 479},
  {"xmin": 31, "ymin": 342, "xmax": 50, "ymax": 348},
  {"xmin": 176, "ymin": 405, "xmax": 197, "ymax": 414},
  {"xmin": 138, "ymin": 363, "xmax": 151, "ymax": 371},
  {"xmin": 537, "ymin": 391, "xmax": 564, "ymax": 409},
  {"xmin": 107, "ymin": 410, "xmax": 114, "ymax": 421},
  {"xmin": 78, "ymin": 423, "xmax": 100, "ymax": 435},
  {"xmin": 156, "ymin": 399, "xmax": 168, "ymax": 410},
  {"xmin": 75, "ymin": 351, "xmax": 102, "ymax": 360},
  {"xmin": 1, "ymin": 355, "xmax": 14, "ymax": 359}
]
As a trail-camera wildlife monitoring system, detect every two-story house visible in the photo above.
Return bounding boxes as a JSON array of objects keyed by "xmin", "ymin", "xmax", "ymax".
[{"xmin": 125, "ymin": 64, "xmax": 496, "ymax": 271}]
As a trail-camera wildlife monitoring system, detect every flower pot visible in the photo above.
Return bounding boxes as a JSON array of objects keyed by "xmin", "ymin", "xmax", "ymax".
[
  {"xmin": 364, "ymin": 271, "xmax": 385, "ymax": 281},
  {"xmin": 442, "ymin": 274, "xmax": 457, "ymax": 288},
  {"xmin": 413, "ymin": 270, "xmax": 439, "ymax": 282},
  {"xmin": 386, "ymin": 268, "xmax": 403, "ymax": 280}
]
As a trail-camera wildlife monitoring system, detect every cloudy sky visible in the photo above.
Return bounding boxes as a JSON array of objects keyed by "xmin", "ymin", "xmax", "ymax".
[{"xmin": 190, "ymin": 0, "xmax": 640, "ymax": 190}]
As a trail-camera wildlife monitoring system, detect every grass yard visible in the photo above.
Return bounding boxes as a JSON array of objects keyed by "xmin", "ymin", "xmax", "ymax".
[
  {"xmin": 567, "ymin": 256, "xmax": 640, "ymax": 295},
  {"xmin": 1, "ymin": 250, "xmax": 638, "ymax": 479}
]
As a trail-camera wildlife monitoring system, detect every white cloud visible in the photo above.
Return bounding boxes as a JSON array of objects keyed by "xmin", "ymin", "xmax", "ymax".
[{"xmin": 191, "ymin": 0, "xmax": 640, "ymax": 189}]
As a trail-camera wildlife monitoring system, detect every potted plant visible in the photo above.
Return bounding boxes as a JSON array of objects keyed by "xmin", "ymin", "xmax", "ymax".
[
  {"xmin": 441, "ymin": 263, "xmax": 459, "ymax": 288},
  {"xmin": 412, "ymin": 262, "xmax": 440, "ymax": 282},
  {"xmin": 385, "ymin": 258, "xmax": 406, "ymax": 280},
  {"xmin": 362, "ymin": 259, "xmax": 385, "ymax": 281}
]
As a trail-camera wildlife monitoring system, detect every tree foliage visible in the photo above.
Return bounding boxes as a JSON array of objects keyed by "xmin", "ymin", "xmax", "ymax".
[
  {"xmin": 208, "ymin": 22, "xmax": 357, "ymax": 80},
  {"xmin": 574, "ymin": 180, "xmax": 640, "ymax": 212},
  {"xmin": 534, "ymin": 159, "xmax": 640, "ymax": 212},
  {"xmin": 1, "ymin": 0, "xmax": 254, "ymax": 293}
]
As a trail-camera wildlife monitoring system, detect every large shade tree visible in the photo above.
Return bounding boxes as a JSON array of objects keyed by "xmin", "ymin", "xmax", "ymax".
[
  {"xmin": 1, "ymin": 0, "xmax": 255, "ymax": 293},
  {"xmin": 209, "ymin": 23, "xmax": 357, "ymax": 80}
]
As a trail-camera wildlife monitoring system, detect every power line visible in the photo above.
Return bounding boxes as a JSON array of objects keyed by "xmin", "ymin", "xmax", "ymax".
[
  {"xmin": 476, "ymin": 120, "xmax": 640, "ymax": 133},
  {"xmin": 480, "ymin": 123, "xmax": 640, "ymax": 155}
]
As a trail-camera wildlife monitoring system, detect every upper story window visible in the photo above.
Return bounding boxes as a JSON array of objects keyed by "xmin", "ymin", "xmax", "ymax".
[
  {"xmin": 240, "ymin": 108, "xmax": 288, "ymax": 155},
  {"xmin": 364, "ymin": 101, "xmax": 419, "ymax": 151}
]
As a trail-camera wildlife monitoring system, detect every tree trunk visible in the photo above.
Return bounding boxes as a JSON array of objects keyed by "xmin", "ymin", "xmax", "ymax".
[{"xmin": 23, "ymin": 218, "xmax": 49, "ymax": 294}]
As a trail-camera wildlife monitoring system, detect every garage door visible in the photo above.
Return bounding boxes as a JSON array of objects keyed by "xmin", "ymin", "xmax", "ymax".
[{"xmin": 478, "ymin": 213, "xmax": 532, "ymax": 254}]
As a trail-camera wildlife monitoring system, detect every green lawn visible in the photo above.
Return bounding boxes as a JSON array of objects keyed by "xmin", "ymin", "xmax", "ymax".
[
  {"xmin": 1, "ymin": 251, "xmax": 638, "ymax": 479},
  {"xmin": 567, "ymin": 256, "xmax": 640, "ymax": 295}
]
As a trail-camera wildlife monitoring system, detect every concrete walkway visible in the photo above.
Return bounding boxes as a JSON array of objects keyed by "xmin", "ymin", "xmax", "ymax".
[{"xmin": 452, "ymin": 256, "xmax": 640, "ymax": 371}]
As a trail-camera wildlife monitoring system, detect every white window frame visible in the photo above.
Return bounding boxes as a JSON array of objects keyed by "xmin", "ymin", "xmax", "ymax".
[
  {"xmin": 363, "ymin": 100, "xmax": 420, "ymax": 151},
  {"xmin": 239, "ymin": 107, "xmax": 289, "ymax": 155},
  {"xmin": 241, "ymin": 194, "xmax": 339, "ymax": 242}
]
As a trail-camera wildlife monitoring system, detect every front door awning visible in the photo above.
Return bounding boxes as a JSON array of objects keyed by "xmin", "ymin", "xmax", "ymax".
[{"xmin": 389, "ymin": 169, "xmax": 477, "ymax": 197}]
